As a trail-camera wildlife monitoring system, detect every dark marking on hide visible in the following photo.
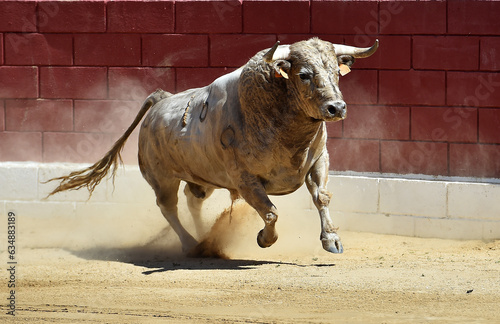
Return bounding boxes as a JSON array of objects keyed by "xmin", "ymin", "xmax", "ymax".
[
  {"xmin": 200, "ymin": 101, "xmax": 208, "ymax": 122},
  {"xmin": 220, "ymin": 126, "xmax": 235, "ymax": 149},
  {"xmin": 182, "ymin": 95, "xmax": 196, "ymax": 127}
]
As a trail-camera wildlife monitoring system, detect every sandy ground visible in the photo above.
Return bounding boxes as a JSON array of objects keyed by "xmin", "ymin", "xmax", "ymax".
[{"xmin": 1, "ymin": 204, "xmax": 499, "ymax": 323}]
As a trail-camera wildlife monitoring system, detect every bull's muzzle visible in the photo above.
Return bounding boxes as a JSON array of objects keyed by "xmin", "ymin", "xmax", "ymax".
[{"xmin": 323, "ymin": 100, "xmax": 347, "ymax": 121}]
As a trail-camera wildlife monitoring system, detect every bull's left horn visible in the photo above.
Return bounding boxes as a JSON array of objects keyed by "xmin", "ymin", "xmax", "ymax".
[
  {"xmin": 334, "ymin": 39, "xmax": 379, "ymax": 58},
  {"xmin": 263, "ymin": 41, "xmax": 291, "ymax": 63}
]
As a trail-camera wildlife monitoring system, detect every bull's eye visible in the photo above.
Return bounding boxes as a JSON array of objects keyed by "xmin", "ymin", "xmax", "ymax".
[{"xmin": 299, "ymin": 72, "xmax": 312, "ymax": 81}]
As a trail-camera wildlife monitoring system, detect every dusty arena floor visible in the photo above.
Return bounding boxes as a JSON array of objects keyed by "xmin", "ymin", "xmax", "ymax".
[{"xmin": 1, "ymin": 203, "xmax": 499, "ymax": 323}]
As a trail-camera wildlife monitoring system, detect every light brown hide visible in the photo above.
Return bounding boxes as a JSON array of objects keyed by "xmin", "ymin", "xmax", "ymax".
[{"xmin": 47, "ymin": 38, "xmax": 378, "ymax": 254}]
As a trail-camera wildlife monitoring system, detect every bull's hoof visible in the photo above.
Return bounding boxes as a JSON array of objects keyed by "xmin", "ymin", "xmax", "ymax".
[
  {"xmin": 257, "ymin": 229, "xmax": 278, "ymax": 248},
  {"xmin": 321, "ymin": 232, "xmax": 344, "ymax": 254}
]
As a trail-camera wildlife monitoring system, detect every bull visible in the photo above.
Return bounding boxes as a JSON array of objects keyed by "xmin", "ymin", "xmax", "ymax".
[{"xmin": 47, "ymin": 38, "xmax": 378, "ymax": 254}]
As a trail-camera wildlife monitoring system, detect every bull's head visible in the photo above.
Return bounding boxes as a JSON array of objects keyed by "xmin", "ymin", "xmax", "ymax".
[{"xmin": 263, "ymin": 38, "xmax": 378, "ymax": 121}]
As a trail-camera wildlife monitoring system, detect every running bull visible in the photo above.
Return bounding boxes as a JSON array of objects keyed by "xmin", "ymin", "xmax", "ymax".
[{"xmin": 47, "ymin": 38, "xmax": 379, "ymax": 254}]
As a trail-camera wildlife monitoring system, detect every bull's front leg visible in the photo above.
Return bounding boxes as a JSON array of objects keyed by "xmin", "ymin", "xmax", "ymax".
[
  {"xmin": 306, "ymin": 152, "xmax": 343, "ymax": 253},
  {"xmin": 237, "ymin": 172, "xmax": 279, "ymax": 248}
]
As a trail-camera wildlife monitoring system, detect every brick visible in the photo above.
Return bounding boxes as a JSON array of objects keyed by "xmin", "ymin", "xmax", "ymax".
[
  {"xmin": 272, "ymin": 184, "xmax": 312, "ymax": 214},
  {"xmin": 109, "ymin": 68, "xmax": 175, "ymax": 100},
  {"xmin": 413, "ymin": 36, "xmax": 479, "ymax": 71},
  {"xmin": 5, "ymin": 33, "xmax": 72, "ymax": 66},
  {"xmin": 329, "ymin": 176, "xmax": 379, "ymax": 214},
  {"xmin": 335, "ymin": 211, "xmax": 415, "ymax": 237},
  {"xmin": 75, "ymin": 34, "xmax": 141, "ymax": 66},
  {"xmin": 484, "ymin": 221, "xmax": 500, "ymax": 241},
  {"xmin": 326, "ymin": 121, "xmax": 342, "ymax": 138},
  {"xmin": 311, "ymin": 1, "xmax": 378, "ymax": 35},
  {"xmin": 243, "ymin": 0, "xmax": 309, "ymax": 34},
  {"xmin": 210, "ymin": 34, "xmax": 276, "ymax": 67},
  {"xmin": 0, "ymin": 163, "xmax": 38, "ymax": 200},
  {"xmin": 74, "ymin": 100, "xmax": 139, "ymax": 133},
  {"xmin": 107, "ymin": 1, "xmax": 174, "ymax": 33},
  {"xmin": 0, "ymin": 66, "xmax": 38, "ymax": 99},
  {"xmin": 448, "ymin": 1, "xmax": 500, "ymax": 35},
  {"xmin": 380, "ymin": 70, "xmax": 445, "ymax": 106},
  {"xmin": 278, "ymin": 34, "xmax": 332, "ymax": 45},
  {"xmin": 40, "ymin": 67, "xmax": 107, "ymax": 100},
  {"xmin": 5, "ymin": 99, "xmax": 73, "ymax": 132},
  {"xmin": 344, "ymin": 105, "xmax": 409, "ymax": 140},
  {"xmin": 450, "ymin": 144, "xmax": 500, "ymax": 178},
  {"xmin": 327, "ymin": 139, "xmax": 380, "ymax": 172},
  {"xmin": 448, "ymin": 182, "xmax": 500, "ymax": 221},
  {"xmin": 142, "ymin": 34, "xmax": 209, "ymax": 67},
  {"xmin": 176, "ymin": 68, "xmax": 234, "ymax": 93},
  {"xmin": 38, "ymin": 1, "xmax": 105, "ymax": 33},
  {"xmin": 43, "ymin": 132, "xmax": 115, "ymax": 163},
  {"xmin": 0, "ymin": 33, "xmax": 3, "ymax": 64},
  {"xmin": 414, "ymin": 218, "xmax": 483, "ymax": 240},
  {"xmin": 480, "ymin": 37, "xmax": 500, "ymax": 71},
  {"xmin": 0, "ymin": 1, "xmax": 36, "ymax": 32},
  {"xmin": 479, "ymin": 109, "xmax": 500, "ymax": 144},
  {"xmin": 344, "ymin": 36, "xmax": 410, "ymax": 70},
  {"xmin": 380, "ymin": 1, "xmax": 446, "ymax": 35},
  {"xmin": 340, "ymin": 70, "xmax": 378, "ymax": 105},
  {"xmin": 177, "ymin": 0, "xmax": 241, "ymax": 33},
  {"xmin": 380, "ymin": 141, "xmax": 448, "ymax": 176},
  {"xmin": 379, "ymin": 178, "xmax": 447, "ymax": 218},
  {"xmin": 411, "ymin": 107, "xmax": 478, "ymax": 143},
  {"xmin": 0, "ymin": 132, "xmax": 42, "ymax": 162},
  {"xmin": 0, "ymin": 101, "xmax": 4, "ymax": 131},
  {"xmin": 447, "ymin": 72, "xmax": 500, "ymax": 108}
]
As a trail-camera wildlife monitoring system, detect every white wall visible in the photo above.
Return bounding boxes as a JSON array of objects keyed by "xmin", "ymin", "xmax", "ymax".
[{"xmin": 1, "ymin": 162, "xmax": 498, "ymax": 251}]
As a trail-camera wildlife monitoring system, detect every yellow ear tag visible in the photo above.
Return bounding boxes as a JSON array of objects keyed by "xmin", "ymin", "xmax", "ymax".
[
  {"xmin": 339, "ymin": 64, "xmax": 351, "ymax": 76},
  {"xmin": 279, "ymin": 68, "xmax": 289, "ymax": 79}
]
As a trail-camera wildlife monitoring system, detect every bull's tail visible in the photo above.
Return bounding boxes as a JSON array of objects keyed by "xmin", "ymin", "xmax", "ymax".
[{"xmin": 45, "ymin": 89, "xmax": 171, "ymax": 198}]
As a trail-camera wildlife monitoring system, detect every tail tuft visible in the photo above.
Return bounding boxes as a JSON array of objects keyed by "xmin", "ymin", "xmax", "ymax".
[
  {"xmin": 44, "ymin": 142, "xmax": 124, "ymax": 197},
  {"xmin": 44, "ymin": 89, "xmax": 170, "ymax": 198}
]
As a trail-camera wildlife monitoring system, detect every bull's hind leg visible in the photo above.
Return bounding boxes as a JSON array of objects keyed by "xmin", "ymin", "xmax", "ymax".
[
  {"xmin": 184, "ymin": 182, "xmax": 214, "ymax": 239},
  {"xmin": 154, "ymin": 178, "xmax": 198, "ymax": 253},
  {"xmin": 306, "ymin": 152, "xmax": 343, "ymax": 253}
]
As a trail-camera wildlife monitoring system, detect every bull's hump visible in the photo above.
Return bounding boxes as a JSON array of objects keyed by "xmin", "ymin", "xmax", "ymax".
[{"xmin": 212, "ymin": 67, "xmax": 242, "ymax": 87}]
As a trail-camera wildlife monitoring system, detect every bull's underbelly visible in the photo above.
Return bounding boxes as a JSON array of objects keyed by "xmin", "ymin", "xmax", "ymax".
[{"xmin": 172, "ymin": 139, "xmax": 318, "ymax": 196}]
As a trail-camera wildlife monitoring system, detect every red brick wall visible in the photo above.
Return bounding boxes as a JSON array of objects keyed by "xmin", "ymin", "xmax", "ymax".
[{"xmin": 1, "ymin": 0, "xmax": 499, "ymax": 178}]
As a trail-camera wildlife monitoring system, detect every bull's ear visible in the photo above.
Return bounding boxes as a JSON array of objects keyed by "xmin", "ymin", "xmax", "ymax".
[
  {"xmin": 337, "ymin": 55, "xmax": 355, "ymax": 76},
  {"xmin": 337, "ymin": 55, "xmax": 355, "ymax": 67},
  {"xmin": 273, "ymin": 59, "xmax": 291, "ymax": 79}
]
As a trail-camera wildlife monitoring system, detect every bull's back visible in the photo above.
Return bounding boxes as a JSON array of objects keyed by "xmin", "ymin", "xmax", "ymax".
[{"xmin": 138, "ymin": 70, "xmax": 243, "ymax": 189}]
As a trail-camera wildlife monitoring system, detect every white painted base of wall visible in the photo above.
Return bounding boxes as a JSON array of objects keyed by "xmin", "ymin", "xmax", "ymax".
[{"xmin": 1, "ymin": 162, "xmax": 498, "ymax": 250}]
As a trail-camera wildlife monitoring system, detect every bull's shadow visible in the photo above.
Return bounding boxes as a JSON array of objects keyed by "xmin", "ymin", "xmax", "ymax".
[
  {"xmin": 67, "ymin": 226, "xmax": 336, "ymax": 274},
  {"xmin": 68, "ymin": 245, "xmax": 314, "ymax": 274}
]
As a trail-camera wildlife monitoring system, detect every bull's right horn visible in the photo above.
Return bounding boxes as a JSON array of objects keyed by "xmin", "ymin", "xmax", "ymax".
[
  {"xmin": 263, "ymin": 41, "xmax": 291, "ymax": 63},
  {"xmin": 333, "ymin": 39, "xmax": 379, "ymax": 58}
]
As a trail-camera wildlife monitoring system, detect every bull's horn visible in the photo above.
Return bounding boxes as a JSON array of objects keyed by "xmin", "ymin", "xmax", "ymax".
[
  {"xmin": 333, "ymin": 39, "xmax": 379, "ymax": 58},
  {"xmin": 263, "ymin": 41, "xmax": 291, "ymax": 63}
]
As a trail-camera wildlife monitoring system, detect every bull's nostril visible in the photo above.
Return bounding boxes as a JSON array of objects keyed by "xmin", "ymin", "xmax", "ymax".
[{"xmin": 326, "ymin": 101, "xmax": 346, "ymax": 117}]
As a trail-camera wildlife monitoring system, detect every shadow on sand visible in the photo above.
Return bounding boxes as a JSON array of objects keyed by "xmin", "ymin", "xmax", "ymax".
[
  {"xmin": 67, "ymin": 244, "xmax": 333, "ymax": 275},
  {"xmin": 66, "ymin": 224, "xmax": 336, "ymax": 274}
]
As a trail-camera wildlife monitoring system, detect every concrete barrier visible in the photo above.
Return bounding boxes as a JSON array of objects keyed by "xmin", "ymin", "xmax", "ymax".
[{"xmin": 1, "ymin": 162, "xmax": 498, "ymax": 248}]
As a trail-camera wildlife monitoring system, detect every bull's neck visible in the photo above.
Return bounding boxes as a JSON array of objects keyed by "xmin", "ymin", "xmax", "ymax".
[
  {"xmin": 240, "ymin": 97, "xmax": 323, "ymax": 151},
  {"xmin": 238, "ymin": 63, "xmax": 324, "ymax": 150}
]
